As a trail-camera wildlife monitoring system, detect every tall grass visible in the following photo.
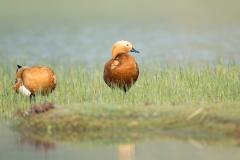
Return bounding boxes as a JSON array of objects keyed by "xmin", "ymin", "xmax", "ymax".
[{"xmin": 0, "ymin": 61, "xmax": 240, "ymax": 119}]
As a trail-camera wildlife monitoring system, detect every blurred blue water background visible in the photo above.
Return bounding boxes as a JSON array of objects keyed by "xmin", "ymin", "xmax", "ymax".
[{"xmin": 1, "ymin": 0, "xmax": 240, "ymax": 68}]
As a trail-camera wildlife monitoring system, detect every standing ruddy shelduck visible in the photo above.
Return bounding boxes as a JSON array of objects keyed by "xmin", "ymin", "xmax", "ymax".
[
  {"xmin": 12, "ymin": 65, "xmax": 57, "ymax": 103},
  {"xmin": 103, "ymin": 41, "xmax": 140, "ymax": 93}
]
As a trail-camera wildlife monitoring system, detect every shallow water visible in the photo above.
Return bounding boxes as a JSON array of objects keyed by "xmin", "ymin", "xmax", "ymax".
[
  {"xmin": 1, "ymin": 0, "xmax": 240, "ymax": 159},
  {"xmin": 1, "ymin": 125, "xmax": 240, "ymax": 160}
]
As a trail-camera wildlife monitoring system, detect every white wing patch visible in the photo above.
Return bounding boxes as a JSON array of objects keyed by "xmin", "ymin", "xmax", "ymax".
[{"xmin": 19, "ymin": 86, "xmax": 31, "ymax": 96}]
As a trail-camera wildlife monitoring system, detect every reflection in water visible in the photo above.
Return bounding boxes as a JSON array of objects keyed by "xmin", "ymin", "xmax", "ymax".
[
  {"xmin": 15, "ymin": 137, "xmax": 138, "ymax": 160},
  {"xmin": 15, "ymin": 137, "xmax": 56, "ymax": 153},
  {"xmin": 187, "ymin": 138, "xmax": 203, "ymax": 149},
  {"xmin": 0, "ymin": 126, "xmax": 238, "ymax": 160},
  {"xmin": 11, "ymin": 132, "xmax": 240, "ymax": 160},
  {"xmin": 118, "ymin": 144, "xmax": 136, "ymax": 160},
  {"xmin": 236, "ymin": 125, "xmax": 240, "ymax": 147}
]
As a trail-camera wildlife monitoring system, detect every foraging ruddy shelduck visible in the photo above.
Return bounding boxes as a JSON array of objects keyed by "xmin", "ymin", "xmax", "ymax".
[
  {"xmin": 12, "ymin": 65, "xmax": 57, "ymax": 103},
  {"xmin": 103, "ymin": 41, "xmax": 140, "ymax": 93}
]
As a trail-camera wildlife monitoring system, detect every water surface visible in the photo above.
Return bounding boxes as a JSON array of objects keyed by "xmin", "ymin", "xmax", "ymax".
[
  {"xmin": 1, "ymin": 125, "xmax": 240, "ymax": 160},
  {"xmin": 0, "ymin": 0, "xmax": 240, "ymax": 68}
]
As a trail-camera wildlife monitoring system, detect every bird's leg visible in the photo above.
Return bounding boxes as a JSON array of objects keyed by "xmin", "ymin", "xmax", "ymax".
[
  {"xmin": 122, "ymin": 86, "xmax": 127, "ymax": 102},
  {"xmin": 123, "ymin": 86, "xmax": 127, "ymax": 93},
  {"xmin": 30, "ymin": 94, "xmax": 36, "ymax": 104}
]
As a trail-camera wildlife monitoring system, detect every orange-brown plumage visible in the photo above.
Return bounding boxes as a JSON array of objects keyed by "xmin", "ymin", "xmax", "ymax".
[
  {"xmin": 13, "ymin": 65, "xmax": 57, "ymax": 102},
  {"xmin": 103, "ymin": 41, "xmax": 139, "ymax": 92}
]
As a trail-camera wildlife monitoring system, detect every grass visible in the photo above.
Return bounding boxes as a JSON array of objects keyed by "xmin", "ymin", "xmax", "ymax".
[
  {"xmin": 1, "ymin": 60, "xmax": 240, "ymax": 146},
  {"xmin": 1, "ymin": 60, "xmax": 240, "ymax": 117},
  {"xmin": 1, "ymin": 61, "xmax": 239, "ymax": 109}
]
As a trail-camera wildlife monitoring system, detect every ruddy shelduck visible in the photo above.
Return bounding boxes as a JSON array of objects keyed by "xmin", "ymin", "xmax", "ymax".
[
  {"xmin": 12, "ymin": 65, "xmax": 57, "ymax": 103},
  {"xmin": 103, "ymin": 41, "xmax": 140, "ymax": 93}
]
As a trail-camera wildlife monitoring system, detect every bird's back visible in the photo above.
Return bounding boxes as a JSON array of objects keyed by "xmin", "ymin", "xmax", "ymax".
[{"xmin": 22, "ymin": 66, "xmax": 56, "ymax": 95}]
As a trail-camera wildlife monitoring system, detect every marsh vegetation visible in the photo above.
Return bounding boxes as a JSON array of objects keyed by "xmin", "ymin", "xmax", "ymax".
[{"xmin": 1, "ymin": 61, "xmax": 239, "ymax": 141}]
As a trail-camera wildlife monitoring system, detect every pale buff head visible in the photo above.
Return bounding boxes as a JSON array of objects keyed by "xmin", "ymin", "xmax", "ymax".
[{"xmin": 111, "ymin": 41, "xmax": 139, "ymax": 59}]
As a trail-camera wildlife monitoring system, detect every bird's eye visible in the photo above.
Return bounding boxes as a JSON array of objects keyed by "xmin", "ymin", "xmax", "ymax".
[{"xmin": 126, "ymin": 44, "xmax": 129, "ymax": 46}]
